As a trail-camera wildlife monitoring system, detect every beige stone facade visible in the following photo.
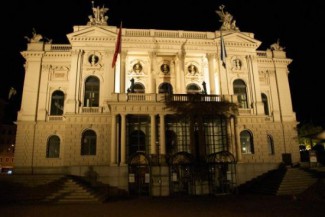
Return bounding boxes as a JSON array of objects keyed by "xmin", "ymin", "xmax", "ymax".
[{"xmin": 14, "ymin": 5, "xmax": 299, "ymax": 196}]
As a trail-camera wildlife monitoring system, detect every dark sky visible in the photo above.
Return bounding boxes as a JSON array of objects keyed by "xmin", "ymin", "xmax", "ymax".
[{"xmin": 1, "ymin": 0, "xmax": 324, "ymax": 127}]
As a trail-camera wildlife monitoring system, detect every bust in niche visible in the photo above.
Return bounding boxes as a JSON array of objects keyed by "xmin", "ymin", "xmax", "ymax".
[
  {"xmin": 233, "ymin": 58, "xmax": 242, "ymax": 70},
  {"xmin": 89, "ymin": 54, "xmax": 99, "ymax": 66},
  {"xmin": 133, "ymin": 62, "xmax": 143, "ymax": 73},
  {"xmin": 160, "ymin": 63, "xmax": 170, "ymax": 74},
  {"xmin": 188, "ymin": 64, "xmax": 198, "ymax": 75}
]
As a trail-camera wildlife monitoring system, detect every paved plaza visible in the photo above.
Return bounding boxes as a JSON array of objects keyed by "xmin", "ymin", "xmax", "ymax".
[{"xmin": 0, "ymin": 194, "xmax": 323, "ymax": 217}]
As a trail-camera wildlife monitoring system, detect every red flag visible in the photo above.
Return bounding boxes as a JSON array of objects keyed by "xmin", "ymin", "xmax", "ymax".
[{"xmin": 112, "ymin": 23, "xmax": 122, "ymax": 68}]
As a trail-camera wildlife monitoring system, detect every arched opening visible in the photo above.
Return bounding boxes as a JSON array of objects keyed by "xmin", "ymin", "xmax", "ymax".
[
  {"xmin": 50, "ymin": 90, "xmax": 64, "ymax": 115},
  {"xmin": 84, "ymin": 76, "xmax": 100, "ymax": 107},
  {"xmin": 233, "ymin": 79, "xmax": 248, "ymax": 108},
  {"xmin": 81, "ymin": 130, "xmax": 97, "ymax": 155},
  {"xmin": 240, "ymin": 130, "xmax": 254, "ymax": 154},
  {"xmin": 261, "ymin": 93, "xmax": 269, "ymax": 115},
  {"xmin": 186, "ymin": 83, "xmax": 201, "ymax": 94},
  {"xmin": 158, "ymin": 82, "xmax": 173, "ymax": 94},
  {"xmin": 133, "ymin": 83, "xmax": 145, "ymax": 93},
  {"xmin": 207, "ymin": 151, "xmax": 237, "ymax": 195},
  {"xmin": 46, "ymin": 135, "xmax": 60, "ymax": 158},
  {"xmin": 128, "ymin": 152, "xmax": 150, "ymax": 196},
  {"xmin": 169, "ymin": 152, "xmax": 194, "ymax": 195}
]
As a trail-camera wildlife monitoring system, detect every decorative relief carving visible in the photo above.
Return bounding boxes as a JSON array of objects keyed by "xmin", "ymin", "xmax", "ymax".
[
  {"xmin": 49, "ymin": 65, "xmax": 70, "ymax": 81},
  {"xmin": 230, "ymin": 56, "xmax": 246, "ymax": 73},
  {"xmin": 160, "ymin": 63, "xmax": 170, "ymax": 75},
  {"xmin": 128, "ymin": 60, "xmax": 146, "ymax": 76},
  {"xmin": 187, "ymin": 64, "xmax": 198, "ymax": 75},
  {"xmin": 84, "ymin": 52, "xmax": 103, "ymax": 71}
]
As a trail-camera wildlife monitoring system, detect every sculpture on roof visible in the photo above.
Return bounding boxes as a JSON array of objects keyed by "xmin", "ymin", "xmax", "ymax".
[
  {"xmin": 216, "ymin": 5, "xmax": 239, "ymax": 31},
  {"xmin": 87, "ymin": 1, "xmax": 109, "ymax": 26},
  {"xmin": 270, "ymin": 39, "xmax": 285, "ymax": 51},
  {"xmin": 24, "ymin": 28, "xmax": 43, "ymax": 43}
]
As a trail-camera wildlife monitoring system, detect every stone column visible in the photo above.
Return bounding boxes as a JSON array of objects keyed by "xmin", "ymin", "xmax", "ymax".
[
  {"xmin": 159, "ymin": 114, "xmax": 166, "ymax": 155},
  {"xmin": 37, "ymin": 64, "xmax": 49, "ymax": 121},
  {"xmin": 207, "ymin": 54, "xmax": 217, "ymax": 95},
  {"xmin": 120, "ymin": 114, "xmax": 126, "ymax": 164},
  {"xmin": 120, "ymin": 51, "xmax": 126, "ymax": 93},
  {"xmin": 65, "ymin": 49, "xmax": 83, "ymax": 113},
  {"xmin": 150, "ymin": 114, "xmax": 157, "ymax": 155},
  {"xmin": 110, "ymin": 115, "xmax": 117, "ymax": 164}
]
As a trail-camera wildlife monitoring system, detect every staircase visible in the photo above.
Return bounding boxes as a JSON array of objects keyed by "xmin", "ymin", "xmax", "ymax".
[
  {"xmin": 43, "ymin": 177, "xmax": 105, "ymax": 204},
  {"xmin": 276, "ymin": 168, "xmax": 317, "ymax": 195},
  {"xmin": 239, "ymin": 167, "xmax": 319, "ymax": 196},
  {"xmin": 0, "ymin": 175, "xmax": 65, "ymax": 203},
  {"xmin": 0, "ymin": 175, "xmax": 108, "ymax": 204}
]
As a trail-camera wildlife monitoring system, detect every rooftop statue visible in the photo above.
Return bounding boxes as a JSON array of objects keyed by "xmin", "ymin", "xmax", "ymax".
[
  {"xmin": 270, "ymin": 39, "xmax": 285, "ymax": 51},
  {"xmin": 87, "ymin": 1, "xmax": 109, "ymax": 26},
  {"xmin": 24, "ymin": 28, "xmax": 43, "ymax": 43},
  {"xmin": 216, "ymin": 5, "xmax": 239, "ymax": 31}
]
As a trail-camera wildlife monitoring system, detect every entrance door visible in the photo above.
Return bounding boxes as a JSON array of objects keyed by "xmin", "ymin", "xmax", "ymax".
[
  {"xmin": 169, "ymin": 152, "xmax": 194, "ymax": 195},
  {"xmin": 170, "ymin": 164, "xmax": 191, "ymax": 194},
  {"xmin": 128, "ymin": 153, "xmax": 150, "ymax": 196}
]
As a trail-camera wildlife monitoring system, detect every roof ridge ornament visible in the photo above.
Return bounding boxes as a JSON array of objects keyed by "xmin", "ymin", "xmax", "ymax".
[
  {"xmin": 216, "ymin": 5, "xmax": 239, "ymax": 32},
  {"xmin": 87, "ymin": 1, "xmax": 109, "ymax": 26}
]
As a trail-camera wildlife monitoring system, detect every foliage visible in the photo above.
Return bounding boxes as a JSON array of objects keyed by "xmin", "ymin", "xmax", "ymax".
[
  {"xmin": 298, "ymin": 122, "xmax": 323, "ymax": 147},
  {"xmin": 164, "ymin": 94, "xmax": 238, "ymax": 119}
]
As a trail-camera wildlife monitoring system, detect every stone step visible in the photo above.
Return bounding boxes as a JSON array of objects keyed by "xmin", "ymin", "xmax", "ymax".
[{"xmin": 43, "ymin": 178, "xmax": 102, "ymax": 203}]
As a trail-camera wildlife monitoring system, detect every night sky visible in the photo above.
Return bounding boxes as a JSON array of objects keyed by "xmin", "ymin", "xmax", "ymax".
[{"xmin": 0, "ymin": 0, "xmax": 324, "ymax": 127}]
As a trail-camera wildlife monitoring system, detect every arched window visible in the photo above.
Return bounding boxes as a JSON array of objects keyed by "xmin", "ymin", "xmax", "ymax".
[
  {"xmin": 233, "ymin": 79, "xmax": 248, "ymax": 108},
  {"xmin": 50, "ymin": 90, "xmax": 64, "ymax": 115},
  {"xmin": 84, "ymin": 76, "xmax": 99, "ymax": 107},
  {"xmin": 261, "ymin": 93, "xmax": 269, "ymax": 115},
  {"xmin": 133, "ymin": 83, "xmax": 145, "ymax": 93},
  {"xmin": 158, "ymin": 82, "xmax": 173, "ymax": 94},
  {"xmin": 81, "ymin": 130, "xmax": 97, "ymax": 155},
  {"xmin": 186, "ymin": 83, "xmax": 201, "ymax": 94},
  {"xmin": 267, "ymin": 134, "xmax": 275, "ymax": 155},
  {"xmin": 47, "ymin": 135, "xmax": 60, "ymax": 158},
  {"xmin": 129, "ymin": 130, "xmax": 146, "ymax": 156},
  {"xmin": 240, "ymin": 130, "xmax": 254, "ymax": 154}
]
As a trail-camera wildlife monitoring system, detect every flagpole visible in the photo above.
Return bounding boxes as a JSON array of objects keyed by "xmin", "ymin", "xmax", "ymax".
[{"xmin": 220, "ymin": 30, "xmax": 230, "ymax": 94}]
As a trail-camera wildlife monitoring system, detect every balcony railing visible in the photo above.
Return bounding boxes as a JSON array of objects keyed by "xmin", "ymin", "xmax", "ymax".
[
  {"xmin": 47, "ymin": 116, "xmax": 65, "ymax": 121},
  {"xmin": 110, "ymin": 93, "xmax": 237, "ymax": 103},
  {"xmin": 81, "ymin": 107, "xmax": 103, "ymax": 113}
]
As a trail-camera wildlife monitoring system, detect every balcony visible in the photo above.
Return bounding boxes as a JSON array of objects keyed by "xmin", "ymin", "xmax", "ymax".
[
  {"xmin": 110, "ymin": 93, "xmax": 237, "ymax": 103},
  {"xmin": 81, "ymin": 107, "xmax": 103, "ymax": 113},
  {"xmin": 47, "ymin": 116, "xmax": 65, "ymax": 121}
]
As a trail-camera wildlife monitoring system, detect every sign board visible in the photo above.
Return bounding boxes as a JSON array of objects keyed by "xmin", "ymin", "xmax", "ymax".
[
  {"xmin": 129, "ymin": 173, "xmax": 135, "ymax": 183},
  {"xmin": 145, "ymin": 173, "xmax": 150, "ymax": 183},
  {"xmin": 309, "ymin": 150, "xmax": 317, "ymax": 163}
]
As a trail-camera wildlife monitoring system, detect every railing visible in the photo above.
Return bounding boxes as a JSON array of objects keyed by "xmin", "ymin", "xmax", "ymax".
[
  {"xmin": 81, "ymin": 107, "xmax": 103, "ymax": 113},
  {"xmin": 110, "ymin": 93, "xmax": 236, "ymax": 103},
  {"xmin": 167, "ymin": 94, "xmax": 224, "ymax": 102},
  {"xmin": 125, "ymin": 29, "xmax": 210, "ymax": 39},
  {"xmin": 47, "ymin": 116, "xmax": 65, "ymax": 121},
  {"xmin": 49, "ymin": 44, "xmax": 72, "ymax": 51},
  {"xmin": 238, "ymin": 109, "xmax": 252, "ymax": 115},
  {"xmin": 256, "ymin": 51, "xmax": 267, "ymax": 57},
  {"xmin": 127, "ymin": 93, "xmax": 155, "ymax": 101}
]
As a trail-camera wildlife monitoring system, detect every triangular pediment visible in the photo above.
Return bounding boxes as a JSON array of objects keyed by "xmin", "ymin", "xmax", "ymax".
[
  {"xmin": 67, "ymin": 26, "xmax": 119, "ymax": 43},
  {"xmin": 222, "ymin": 31, "xmax": 262, "ymax": 48}
]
